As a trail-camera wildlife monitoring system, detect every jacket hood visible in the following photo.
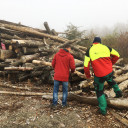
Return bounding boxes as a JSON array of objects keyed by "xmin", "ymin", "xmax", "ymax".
[{"xmin": 58, "ymin": 49, "xmax": 69, "ymax": 57}]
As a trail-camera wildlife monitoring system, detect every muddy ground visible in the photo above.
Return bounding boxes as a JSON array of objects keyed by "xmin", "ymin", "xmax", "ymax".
[{"xmin": 0, "ymin": 80, "xmax": 127, "ymax": 128}]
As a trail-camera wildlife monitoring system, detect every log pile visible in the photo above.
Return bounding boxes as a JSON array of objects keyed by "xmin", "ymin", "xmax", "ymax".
[
  {"xmin": 0, "ymin": 20, "xmax": 128, "ymax": 116},
  {"xmin": 0, "ymin": 20, "xmax": 128, "ymax": 94},
  {"xmin": 0, "ymin": 20, "xmax": 87, "ymax": 85}
]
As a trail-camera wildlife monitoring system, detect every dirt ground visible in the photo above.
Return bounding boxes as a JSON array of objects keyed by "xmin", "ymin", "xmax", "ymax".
[{"xmin": 0, "ymin": 81, "xmax": 127, "ymax": 128}]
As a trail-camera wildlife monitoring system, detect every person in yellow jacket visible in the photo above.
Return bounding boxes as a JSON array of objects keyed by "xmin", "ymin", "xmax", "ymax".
[{"xmin": 84, "ymin": 37, "xmax": 122, "ymax": 115}]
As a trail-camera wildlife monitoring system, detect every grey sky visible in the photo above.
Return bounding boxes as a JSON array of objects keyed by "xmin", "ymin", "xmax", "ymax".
[{"xmin": 0, "ymin": 0, "xmax": 128, "ymax": 32}]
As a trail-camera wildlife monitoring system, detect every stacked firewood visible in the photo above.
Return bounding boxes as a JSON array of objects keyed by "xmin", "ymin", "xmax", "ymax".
[{"xmin": 0, "ymin": 20, "xmax": 87, "ymax": 85}]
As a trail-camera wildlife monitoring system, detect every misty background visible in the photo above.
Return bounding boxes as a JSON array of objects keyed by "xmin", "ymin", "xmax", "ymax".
[{"xmin": 0, "ymin": 0, "xmax": 128, "ymax": 36}]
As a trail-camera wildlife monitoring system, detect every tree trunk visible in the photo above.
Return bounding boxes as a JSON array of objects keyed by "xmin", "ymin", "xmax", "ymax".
[
  {"xmin": 106, "ymin": 79, "xmax": 128, "ymax": 97},
  {"xmin": 21, "ymin": 53, "xmax": 40, "ymax": 63},
  {"xmin": 22, "ymin": 47, "xmax": 39, "ymax": 54},
  {"xmin": 0, "ymin": 50, "xmax": 14, "ymax": 60},
  {"xmin": 32, "ymin": 60, "xmax": 52, "ymax": 66},
  {"xmin": 44, "ymin": 22, "xmax": 52, "ymax": 34},
  {"xmin": 12, "ymin": 39, "xmax": 44, "ymax": 48},
  {"xmin": 69, "ymin": 94, "xmax": 128, "ymax": 109},
  {"xmin": 4, "ymin": 67, "xmax": 33, "ymax": 71},
  {"xmin": 0, "ymin": 23, "xmax": 69, "ymax": 43},
  {"xmin": 114, "ymin": 72, "xmax": 128, "ymax": 83}
]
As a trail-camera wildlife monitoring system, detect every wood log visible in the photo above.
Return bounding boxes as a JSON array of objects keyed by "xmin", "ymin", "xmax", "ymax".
[
  {"xmin": 19, "ymin": 74, "xmax": 31, "ymax": 81},
  {"xmin": 0, "ymin": 62, "xmax": 10, "ymax": 70},
  {"xmin": 0, "ymin": 90, "xmax": 82, "ymax": 96},
  {"xmin": 31, "ymin": 71, "xmax": 44, "ymax": 77},
  {"xmin": 74, "ymin": 71, "xmax": 86, "ymax": 79},
  {"xmin": 110, "ymin": 110, "xmax": 128, "ymax": 127},
  {"xmin": 11, "ymin": 60, "xmax": 22, "ymax": 66},
  {"xmin": 21, "ymin": 53, "xmax": 40, "ymax": 63},
  {"xmin": 69, "ymin": 94, "xmax": 128, "ymax": 109},
  {"xmin": 116, "ymin": 58, "xmax": 123, "ymax": 64},
  {"xmin": 106, "ymin": 80, "xmax": 128, "ymax": 97},
  {"xmin": 51, "ymin": 29, "xmax": 58, "ymax": 36},
  {"xmin": 0, "ymin": 83, "xmax": 46, "ymax": 91},
  {"xmin": 22, "ymin": 47, "xmax": 39, "ymax": 54},
  {"xmin": 76, "ymin": 67, "xmax": 84, "ymax": 72},
  {"xmin": 76, "ymin": 45, "xmax": 87, "ymax": 51},
  {"xmin": 78, "ymin": 80, "xmax": 93, "ymax": 89},
  {"xmin": 0, "ymin": 50, "xmax": 14, "ymax": 60},
  {"xmin": 78, "ymin": 72, "xmax": 128, "ymax": 90},
  {"xmin": 0, "ymin": 26, "xmax": 22, "ymax": 36},
  {"xmin": 5, "ymin": 59, "xmax": 17, "ymax": 63},
  {"xmin": 72, "ymin": 50, "xmax": 84, "ymax": 60},
  {"xmin": 123, "ymin": 64, "xmax": 128, "ymax": 70},
  {"xmin": 32, "ymin": 60, "xmax": 52, "ymax": 66},
  {"xmin": 4, "ymin": 67, "xmax": 33, "ymax": 71},
  {"xmin": 0, "ymin": 23, "xmax": 69, "ymax": 43},
  {"xmin": 44, "ymin": 22, "xmax": 52, "ymax": 34},
  {"xmin": 11, "ymin": 39, "xmax": 44, "ymax": 47},
  {"xmin": 71, "ymin": 46, "xmax": 85, "ymax": 54},
  {"xmin": 114, "ymin": 69, "xmax": 123, "ymax": 76},
  {"xmin": 1, "ymin": 33, "xmax": 21, "ymax": 40},
  {"xmin": 0, "ymin": 71, "xmax": 8, "ymax": 76},
  {"xmin": 23, "ymin": 63, "xmax": 35, "ymax": 68},
  {"xmin": 114, "ymin": 72, "xmax": 128, "ymax": 83}
]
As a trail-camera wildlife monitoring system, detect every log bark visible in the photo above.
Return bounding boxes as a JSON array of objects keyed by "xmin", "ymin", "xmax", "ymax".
[
  {"xmin": 71, "ymin": 46, "xmax": 85, "ymax": 54},
  {"xmin": 76, "ymin": 45, "xmax": 87, "ymax": 51},
  {"xmin": 32, "ymin": 60, "xmax": 52, "ymax": 66},
  {"xmin": 110, "ymin": 110, "xmax": 128, "ymax": 127},
  {"xmin": 11, "ymin": 60, "xmax": 22, "ymax": 66},
  {"xmin": 51, "ymin": 29, "xmax": 58, "ymax": 36},
  {"xmin": 0, "ymin": 83, "xmax": 46, "ymax": 91},
  {"xmin": 116, "ymin": 58, "xmax": 123, "ymax": 64},
  {"xmin": 0, "ymin": 50, "xmax": 14, "ymax": 60},
  {"xmin": 74, "ymin": 71, "xmax": 86, "ymax": 79},
  {"xmin": 114, "ymin": 69, "xmax": 123, "ymax": 76},
  {"xmin": 44, "ymin": 22, "xmax": 52, "ymax": 34},
  {"xmin": 22, "ymin": 47, "xmax": 39, "ymax": 54},
  {"xmin": 1, "ymin": 33, "xmax": 21, "ymax": 40},
  {"xmin": 0, "ymin": 90, "xmax": 82, "ymax": 96},
  {"xmin": 19, "ymin": 74, "xmax": 31, "ymax": 81},
  {"xmin": 12, "ymin": 39, "xmax": 44, "ymax": 47},
  {"xmin": 69, "ymin": 94, "xmax": 128, "ymax": 109},
  {"xmin": 106, "ymin": 79, "xmax": 128, "ymax": 97},
  {"xmin": 72, "ymin": 50, "xmax": 84, "ymax": 60},
  {"xmin": 114, "ymin": 72, "xmax": 128, "ymax": 83},
  {"xmin": 5, "ymin": 59, "xmax": 17, "ymax": 63},
  {"xmin": 21, "ymin": 53, "xmax": 40, "ymax": 63},
  {"xmin": 4, "ymin": 67, "xmax": 33, "ymax": 71},
  {"xmin": 31, "ymin": 71, "xmax": 44, "ymax": 77},
  {"xmin": 0, "ymin": 23, "xmax": 69, "ymax": 43}
]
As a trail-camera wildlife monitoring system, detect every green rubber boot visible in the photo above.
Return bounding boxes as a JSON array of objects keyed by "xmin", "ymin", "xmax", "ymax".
[
  {"xmin": 97, "ymin": 94, "xmax": 107, "ymax": 115},
  {"xmin": 112, "ymin": 84, "xmax": 122, "ymax": 98}
]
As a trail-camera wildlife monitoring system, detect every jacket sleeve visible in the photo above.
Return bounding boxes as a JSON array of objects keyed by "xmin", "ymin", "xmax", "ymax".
[
  {"xmin": 52, "ymin": 54, "xmax": 56, "ymax": 68},
  {"xmin": 69, "ymin": 55, "xmax": 75, "ymax": 73},
  {"xmin": 110, "ymin": 48, "xmax": 120, "ymax": 65},
  {"xmin": 84, "ymin": 49, "xmax": 91, "ymax": 78}
]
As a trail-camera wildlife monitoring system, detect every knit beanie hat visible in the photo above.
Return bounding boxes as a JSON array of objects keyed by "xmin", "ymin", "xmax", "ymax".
[{"xmin": 93, "ymin": 37, "xmax": 101, "ymax": 43}]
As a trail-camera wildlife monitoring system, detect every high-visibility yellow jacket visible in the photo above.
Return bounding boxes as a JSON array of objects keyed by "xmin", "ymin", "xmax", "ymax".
[{"xmin": 84, "ymin": 43, "xmax": 120, "ymax": 78}]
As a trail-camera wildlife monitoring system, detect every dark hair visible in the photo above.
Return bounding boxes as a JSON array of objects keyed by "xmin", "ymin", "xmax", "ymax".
[{"xmin": 63, "ymin": 43, "xmax": 71, "ymax": 48}]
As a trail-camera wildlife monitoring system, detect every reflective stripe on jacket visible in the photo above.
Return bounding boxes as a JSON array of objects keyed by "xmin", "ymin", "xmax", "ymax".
[{"xmin": 84, "ymin": 43, "xmax": 120, "ymax": 78}]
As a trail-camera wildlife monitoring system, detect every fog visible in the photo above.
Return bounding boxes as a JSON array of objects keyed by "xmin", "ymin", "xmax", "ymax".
[{"xmin": 0, "ymin": 0, "xmax": 128, "ymax": 33}]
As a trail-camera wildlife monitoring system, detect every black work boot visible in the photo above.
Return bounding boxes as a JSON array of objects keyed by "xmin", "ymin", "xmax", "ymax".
[{"xmin": 115, "ymin": 91, "xmax": 122, "ymax": 98}]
